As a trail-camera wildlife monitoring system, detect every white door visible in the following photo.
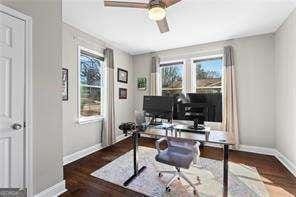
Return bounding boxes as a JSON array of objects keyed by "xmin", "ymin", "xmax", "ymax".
[{"xmin": 0, "ymin": 11, "xmax": 25, "ymax": 188}]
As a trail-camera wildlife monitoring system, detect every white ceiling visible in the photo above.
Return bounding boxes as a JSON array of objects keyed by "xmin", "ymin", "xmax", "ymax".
[{"xmin": 62, "ymin": 0, "xmax": 296, "ymax": 55}]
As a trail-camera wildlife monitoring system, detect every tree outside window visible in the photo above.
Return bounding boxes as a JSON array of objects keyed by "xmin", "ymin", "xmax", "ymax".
[
  {"xmin": 161, "ymin": 63, "xmax": 184, "ymax": 96},
  {"xmin": 195, "ymin": 58, "xmax": 222, "ymax": 94},
  {"xmin": 80, "ymin": 51, "xmax": 103, "ymax": 117}
]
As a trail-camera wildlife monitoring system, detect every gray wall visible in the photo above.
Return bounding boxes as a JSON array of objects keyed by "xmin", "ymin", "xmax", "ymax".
[
  {"xmin": 133, "ymin": 34, "xmax": 275, "ymax": 148},
  {"xmin": 1, "ymin": 0, "xmax": 64, "ymax": 194},
  {"xmin": 275, "ymin": 9, "xmax": 296, "ymax": 166},
  {"xmin": 62, "ymin": 23, "xmax": 134, "ymax": 156}
]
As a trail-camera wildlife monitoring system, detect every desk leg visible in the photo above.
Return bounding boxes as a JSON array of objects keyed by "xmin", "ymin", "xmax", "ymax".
[
  {"xmin": 223, "ymin": 144, "xmax": 229, "ymax": 197},
  {"xmin": 123, "ymin": 132, "xmax": 147, "ymax": 186}
]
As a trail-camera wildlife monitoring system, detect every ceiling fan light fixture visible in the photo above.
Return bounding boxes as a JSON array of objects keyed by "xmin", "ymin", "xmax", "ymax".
[{"xmin": 148, "ymin": 5, "xmax": 166, "ymax": 21}]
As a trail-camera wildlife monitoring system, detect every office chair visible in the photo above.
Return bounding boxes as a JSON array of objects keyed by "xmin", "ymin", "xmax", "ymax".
[
  {"xmin": 134, "ymin": 110, "xmax": 146, "ymax": 125},
  {"xmin": 155, "ymin": 137, "xmax": 200, "ymax": 194}
]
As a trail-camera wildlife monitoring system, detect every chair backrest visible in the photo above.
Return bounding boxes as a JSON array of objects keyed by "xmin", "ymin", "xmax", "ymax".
[
  {"xmin": 134, "ymin": 110, "xmax": 146, "ymax": 126},
  {"xmin": 167, "ymin": 137, "xmax": 195, "ymax": 149}
]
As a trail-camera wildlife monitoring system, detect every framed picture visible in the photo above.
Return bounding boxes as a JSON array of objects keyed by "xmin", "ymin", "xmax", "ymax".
[
  {"xmin": 119, "ymin": 88, "xmax": 127, "ymax": 99},
  {"xmin": 137, "ymin": 77, "xmax": 147, "ymax": 90},
  {"xmin": 62, "ymin": 68, "xmax": 68, "ymax": 101},
  {"xmin": 117, "ymin": 68, "xmax": 128, "ymax": 83}
]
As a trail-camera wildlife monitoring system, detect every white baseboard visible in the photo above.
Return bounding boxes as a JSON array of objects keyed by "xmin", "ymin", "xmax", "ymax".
[
  {"xmin": 216, "ymin": 144, "xmax": 295, "ymax": 177},
  {"xmin": 34, "ymin": 180, "xmax": 67, "ymax": 197},
  {"xmin": 116, "ymin": 133, "xmax": 129, "ymax": 142},
  {"xmin": 238, "ymin": 144, "xmax": 277, "ymax": 156},
  {"xmin": 191, "ymin": 142, "xmax": 295, "ymax": 177},
  {"xmin": 63, "ymin": 143, "xmax": 103, "ymax": 165},
  {"xmin": 274, "ymin": 150, "xmax": 296, "ymax": 177},
  {"xmin": 204, "ymin": 143, "xmax": 277, "ymax": 155},
  {"xmin": 63, "ymin": 134, "xmax": 129, "ymax": 166}
]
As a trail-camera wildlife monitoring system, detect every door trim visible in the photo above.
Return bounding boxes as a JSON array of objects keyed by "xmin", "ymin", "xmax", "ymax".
[{"xmin": 0, "ymin": 4, "xmax": 33, "ymax": 197}]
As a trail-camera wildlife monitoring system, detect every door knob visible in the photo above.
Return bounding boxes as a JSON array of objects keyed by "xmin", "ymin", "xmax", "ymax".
[{"xmin": 12, "ymin": 123, "xmax": 22, "ymax": 130}]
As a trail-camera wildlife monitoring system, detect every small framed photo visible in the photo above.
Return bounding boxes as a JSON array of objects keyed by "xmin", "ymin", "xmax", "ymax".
[
  {"xmin": 117, "ymin": 68, "xmax": 128, "ymax": 83},
  {"xmin": 137, "ymin": 77, "xmax": 147, "ymax": 90},
  {"xmin": 62, "ymin": 68, "xmax": 68, "ymax": 101},
  {"xmin": 119, "ymin": 88, "xmax": 127, "ymax": 99}
]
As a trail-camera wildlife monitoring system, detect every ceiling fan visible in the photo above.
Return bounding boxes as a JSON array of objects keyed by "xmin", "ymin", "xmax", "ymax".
[{"xmin": 103, "ymin": 0, "xmax": 182, "ymax": 33}]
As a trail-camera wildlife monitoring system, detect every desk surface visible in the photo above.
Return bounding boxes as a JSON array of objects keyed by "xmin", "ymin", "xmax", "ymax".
[{"xmin": 142, "ymin": 126, "xmax": 235, "ymax": 145}]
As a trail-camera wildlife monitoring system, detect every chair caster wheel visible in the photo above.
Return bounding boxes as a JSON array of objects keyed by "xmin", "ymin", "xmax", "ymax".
[
  {"xmin": 158, "ymin": 172, "xmax": 163, "ymax": 177},
  {"xmin": 177, "ymin": 177, "xmax": 180, "ymax": 180},
  {"xmin": 166, "ymin": 187, "xmax": 171, "ymax": 192},
  {"xmin": 193, "ymin": 190, "xmax": 197, "ymax": 195}
]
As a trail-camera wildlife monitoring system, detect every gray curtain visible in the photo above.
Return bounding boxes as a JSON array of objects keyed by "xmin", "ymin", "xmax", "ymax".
[
  {"xmin": 151, "ymin": 56, "xmax": 160, "ymax": 95},
  {"xmin": 222, "ymin": 46, "xmax": 239, "ymax": 148},
  {"xmin": 102, "ymin": 48, "xmax": 115, "ymax": 146}
]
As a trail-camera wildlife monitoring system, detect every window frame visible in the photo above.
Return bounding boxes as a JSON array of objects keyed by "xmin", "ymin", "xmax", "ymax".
[
  {"xmin": 77, "ymin": 46, "xmax": 104, "ymax": 124},
  {"xmin": 159, "ymin": 59, "xmax": 186, "ymax": 96},
  {"xmin": 190, "ymin": 54, "xmax": 224, "ymax": 127}
]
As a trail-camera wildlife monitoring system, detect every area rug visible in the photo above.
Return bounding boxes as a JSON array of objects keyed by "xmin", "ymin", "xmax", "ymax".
[{"xmin": 91, "ymin": 147, "xmax": 269, "ymax": 197}]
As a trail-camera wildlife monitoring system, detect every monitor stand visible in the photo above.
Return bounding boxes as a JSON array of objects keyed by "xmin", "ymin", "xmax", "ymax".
[
  {"xmin": 187, "ymin": 118, "xmax": 205, "ymax": 130},
  {"xmin": 149, "ymin": 116, "xmax": 162, "ymax": 126}
]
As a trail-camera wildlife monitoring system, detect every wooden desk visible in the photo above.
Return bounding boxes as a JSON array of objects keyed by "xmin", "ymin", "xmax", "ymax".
[{"xmin": 124, "ymin": 126, "xmax": 235, "ymax": 197}]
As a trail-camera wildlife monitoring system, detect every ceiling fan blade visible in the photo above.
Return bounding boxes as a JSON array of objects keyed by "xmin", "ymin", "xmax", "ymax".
[
  {"xmin": 104, "ymin": 1, "xmax": 149, "ymax": 9},
  {"xmin": 162, "ymin": 0, "xmax": 182, "ymax": 7},
  {"xmin": 156, "ymin": 17, "xmax": 169, "ymax": 33}
]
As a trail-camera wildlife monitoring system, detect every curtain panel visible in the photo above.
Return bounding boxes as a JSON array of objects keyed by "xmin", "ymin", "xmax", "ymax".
[
  {"xmin": 151, "ymin": 56, "xmax": 160, "ymax": 95},
  {"xmin": 222, "ymin": 46, "xmax": 239, "ymax": 148},
  {"xmin": 102, "ymin": 48, "xmax": 116, "ymax": 146}
]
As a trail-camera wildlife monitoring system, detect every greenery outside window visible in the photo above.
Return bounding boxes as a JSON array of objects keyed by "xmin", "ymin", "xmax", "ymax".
[{"xmin": 160, "ymin": 61, "xmax": 184, "ymax": 96}]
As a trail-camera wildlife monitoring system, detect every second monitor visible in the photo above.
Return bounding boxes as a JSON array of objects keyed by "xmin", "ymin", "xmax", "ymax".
[{"xmin": 143, "ymin": 96, "xmax": 173, "ymax": 125}]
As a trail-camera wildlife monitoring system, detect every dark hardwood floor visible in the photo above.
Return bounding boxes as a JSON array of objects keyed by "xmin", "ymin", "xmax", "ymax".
[{"xmin": 61, "ymin": 137, "xmax": 296, "ymax": 197}]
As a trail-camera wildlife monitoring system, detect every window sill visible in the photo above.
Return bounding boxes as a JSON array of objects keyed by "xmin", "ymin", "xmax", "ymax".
[{"xmin": 77, "ymin": 116, "xmax": 104, "ymax": 125}]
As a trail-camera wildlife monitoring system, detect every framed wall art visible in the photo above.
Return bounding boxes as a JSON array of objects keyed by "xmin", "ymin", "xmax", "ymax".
[
  {"xmin": 119, "ymin": 88, "xmax": 127, "ymax": 99},
  {"xmin": 137, "ymin": 77, "xmax": 147, "ymax": 90},
  {"xmin": 117, "ymin": 68, "xmax": 128, "ymax": 83}
]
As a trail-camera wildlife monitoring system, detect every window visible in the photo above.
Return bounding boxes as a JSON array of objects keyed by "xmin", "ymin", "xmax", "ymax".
[
  {"xmin": 194, "ymin": 57, "xmax": 223, "ymax": 94},
  {"xmin": 160, "ymin": 61, "xmax": 184, "ymax": 96},
  {"xmin": 79, "ymin": 47, "xmax": 104, "ymax": 120},
  {"xmin": 193, "ymin": 57, "xmax": 223, "ymax": 122}
]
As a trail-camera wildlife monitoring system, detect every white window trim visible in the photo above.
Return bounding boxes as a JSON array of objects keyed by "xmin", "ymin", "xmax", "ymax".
[
  {"xmin": 190, "ymin": 54, "xmax": 224, "ymax": 92},
  {"xmin": 77, "ymin": 116, "xmax": 104, "ymax": 124},
  {"xmin": 77, "ymin": 46, "xmax": 105, "ymax": 124},
  {"xmin": 158, "ymin": 59, "xmax": 186, "ymax": 95},
  {"xmin": 190, "ymin": 54, "xmax": 224, "ymax": 126}
]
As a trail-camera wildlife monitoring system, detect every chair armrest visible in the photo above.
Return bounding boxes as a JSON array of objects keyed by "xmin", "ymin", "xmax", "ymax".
[
  {"xmin": 155, "ymin": 137, "xmax": 167, "ymax": 154},
  {"xmin": 194, "ymin": 141, "xmax": 201, "ymax": 155}
]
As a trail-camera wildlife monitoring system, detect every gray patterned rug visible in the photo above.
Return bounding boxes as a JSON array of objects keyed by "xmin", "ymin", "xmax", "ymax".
[{"xmin": 91, "ymin": 147, "xmax": 269, "ymax": 197}]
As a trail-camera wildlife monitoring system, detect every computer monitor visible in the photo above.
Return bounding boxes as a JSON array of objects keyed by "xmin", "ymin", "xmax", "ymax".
[
  {"xmin": 143, "ymin": 96, "xmax": 173, "ymax": 123},
  {"xmin": 187, "ymin": 93, "xmax": 207, "ymax": 103}
]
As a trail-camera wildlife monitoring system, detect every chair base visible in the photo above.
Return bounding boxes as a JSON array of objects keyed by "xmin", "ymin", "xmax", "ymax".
[{"xmin": 158, "ymin": 167, "xmax": 198, "ymax": 195}]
